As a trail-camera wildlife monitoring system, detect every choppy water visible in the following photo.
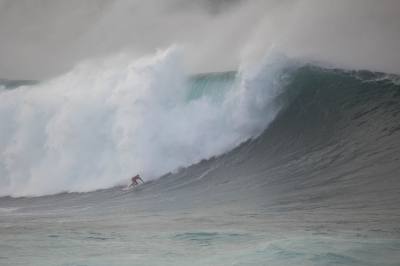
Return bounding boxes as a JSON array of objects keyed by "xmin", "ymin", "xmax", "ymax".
[{"xmin": 1, "ymin": 190, "xmax": 400, "ymax": 265}]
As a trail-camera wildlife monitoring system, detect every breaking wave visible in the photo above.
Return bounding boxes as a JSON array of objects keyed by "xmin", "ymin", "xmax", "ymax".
[{"xmin": 0, "ymin": 47, "xmax": 292, "ymax": 197}]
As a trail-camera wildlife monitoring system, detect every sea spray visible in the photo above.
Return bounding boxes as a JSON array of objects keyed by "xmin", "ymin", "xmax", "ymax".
[{"xmin": 0, "ymin": 47, "xmax": 290, "ymax": 197}]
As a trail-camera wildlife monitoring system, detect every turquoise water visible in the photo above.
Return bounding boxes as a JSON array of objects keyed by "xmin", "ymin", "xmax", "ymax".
[{"xmin": 186, "ymin": 71, "xmax": 236, "ymax": 102}]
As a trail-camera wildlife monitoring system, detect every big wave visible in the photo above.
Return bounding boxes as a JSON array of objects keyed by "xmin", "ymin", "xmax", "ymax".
[{"xmin": 0, "ymin": 47, "xmax": 292, "ymax": 197}]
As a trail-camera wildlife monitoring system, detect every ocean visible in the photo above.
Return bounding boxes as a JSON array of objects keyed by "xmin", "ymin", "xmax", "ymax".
[{"xmin": 0, "ymin": 49, "xmax": 399, "ymax": 265}]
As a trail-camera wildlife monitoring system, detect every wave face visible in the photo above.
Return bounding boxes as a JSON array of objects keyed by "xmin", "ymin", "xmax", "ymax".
[
  {"xmin": 0, "ymin": 48, "xmax": 291, "ymax": 197},
  {"xmin": 149, "ymin": 66, "xmax": 400, "ymax": 216}
]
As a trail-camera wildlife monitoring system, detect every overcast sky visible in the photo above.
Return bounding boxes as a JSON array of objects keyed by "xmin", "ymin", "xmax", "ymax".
[{"xmin": 1, "ymin": 0, "xmax": 400, "ymax": 79}]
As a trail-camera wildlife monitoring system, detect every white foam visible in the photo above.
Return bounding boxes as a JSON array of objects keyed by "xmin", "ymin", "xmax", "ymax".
[{"xmin": 0, "ymin": 47, "xmax": 290, "ymax": 197}]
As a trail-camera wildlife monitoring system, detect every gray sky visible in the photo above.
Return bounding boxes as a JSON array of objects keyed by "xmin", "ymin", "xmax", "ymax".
[{"xmin": 1, "ymin": 0, "xmax": 400, "ymax": 79}]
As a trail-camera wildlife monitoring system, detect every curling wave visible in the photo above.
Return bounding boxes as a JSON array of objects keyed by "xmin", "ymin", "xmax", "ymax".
[{"xmin": 0, "ymin": 47, "xmax": 292, "ymax": 197}]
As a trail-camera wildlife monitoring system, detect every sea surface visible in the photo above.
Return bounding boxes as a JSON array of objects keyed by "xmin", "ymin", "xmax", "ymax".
[{"xmin": 1, "ymin": 62, "xmax": 400, "ymax": 265}]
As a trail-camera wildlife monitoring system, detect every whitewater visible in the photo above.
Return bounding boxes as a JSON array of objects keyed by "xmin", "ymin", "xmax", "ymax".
[
  {"xmin": 0, "ymin": 47, "xmax": 290, "ymax": 197},
  {"xmin": 1, "ymin": 46, "xmax": 400, "ymax": 265}
]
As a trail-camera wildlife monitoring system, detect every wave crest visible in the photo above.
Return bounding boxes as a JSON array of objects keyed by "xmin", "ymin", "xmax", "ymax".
[{"xmin": 0, "ymin": 47, "xmax": 290, "ymax": 197}]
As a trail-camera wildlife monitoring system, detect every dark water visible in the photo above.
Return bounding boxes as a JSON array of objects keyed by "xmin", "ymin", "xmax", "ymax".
[
  {"xmin": 0, "ymin": 79, "xmax": 37, "ymax": 90},
  {"xmin": 1, "ymin": 66, "xmax": 400, "ymax": 265}
]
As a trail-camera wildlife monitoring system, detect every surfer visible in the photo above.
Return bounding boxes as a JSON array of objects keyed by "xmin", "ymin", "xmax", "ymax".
[{"xmin": 129, "ymin": 174, "xmax": 144, "ymax": 188}]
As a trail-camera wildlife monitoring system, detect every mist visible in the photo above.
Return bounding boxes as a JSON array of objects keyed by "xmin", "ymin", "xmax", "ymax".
[{"xmin": 0, "ymin": 0, "xmax": 399, "ymax": 79}]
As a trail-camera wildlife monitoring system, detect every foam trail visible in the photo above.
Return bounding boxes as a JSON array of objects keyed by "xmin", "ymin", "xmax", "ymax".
[{"xmin": 0, "ymin": 47, "xmax": 290, "ymax": 197}]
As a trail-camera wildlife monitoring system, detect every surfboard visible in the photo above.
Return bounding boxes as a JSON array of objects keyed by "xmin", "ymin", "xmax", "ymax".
[
  {"xmin": 122, "ymin": 185, "xmax": 136, "ymax": 191},
  {"xmin": 122, "ymin": 182, "xmax": 144, "ymax": 191}
]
